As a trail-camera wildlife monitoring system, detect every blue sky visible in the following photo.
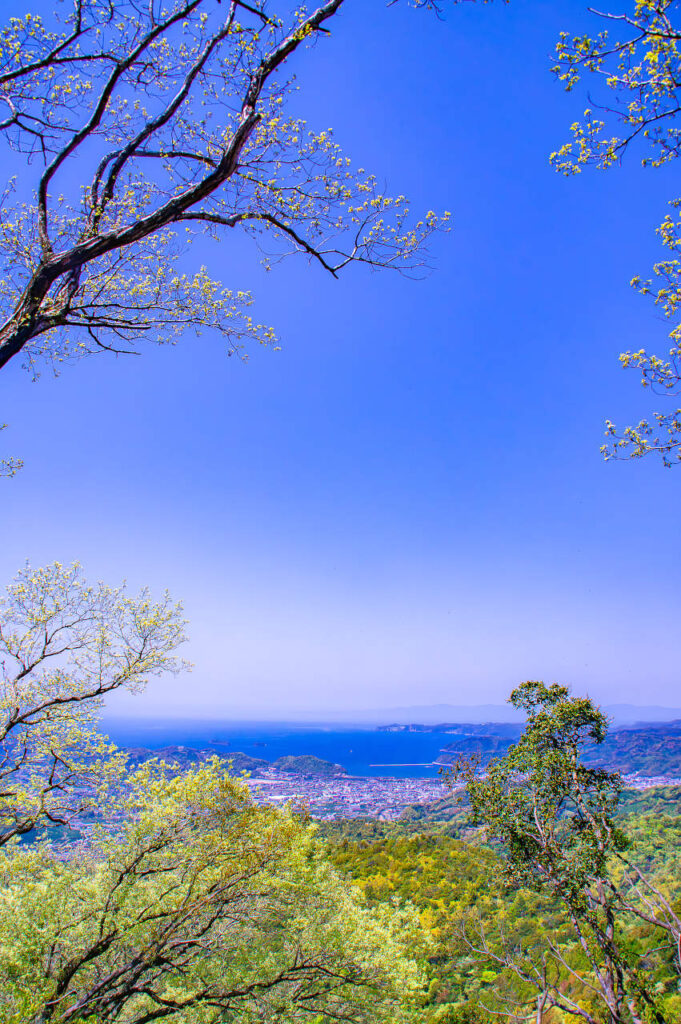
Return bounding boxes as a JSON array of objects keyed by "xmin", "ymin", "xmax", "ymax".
[{"xmin": 1, "ymin": 0, "xmax": 679, "ymax": 717}]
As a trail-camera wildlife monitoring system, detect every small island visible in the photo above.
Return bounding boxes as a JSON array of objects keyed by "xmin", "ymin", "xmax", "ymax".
[{"xmin": 271, "ymin": 754, "xmax": 347, "ymax": 777}]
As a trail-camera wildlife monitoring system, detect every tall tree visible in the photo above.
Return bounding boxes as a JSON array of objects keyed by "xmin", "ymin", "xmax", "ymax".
[
  {"xmin": 454, "ymin": 682, "xmax": 681, "ymax": 1023},
  {"xmin": 552, "ymin": 0, "xmax": 681, "ymax": 465}
]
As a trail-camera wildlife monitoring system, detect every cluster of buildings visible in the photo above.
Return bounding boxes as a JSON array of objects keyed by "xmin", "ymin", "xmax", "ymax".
[
  {"xmin": 47, "ymin": 761, "xmax": 681, "ymax": 856},
  {"xmin": 244, "ymin": 771, "xmax": 448, "ymax": 820},
  {"xmin": 240, "ymin": 768, "xmax": 681, "ymax": 821},
  {"xmin": 622, "ymin": 773, "xmax": 681, "ymax": 789}
]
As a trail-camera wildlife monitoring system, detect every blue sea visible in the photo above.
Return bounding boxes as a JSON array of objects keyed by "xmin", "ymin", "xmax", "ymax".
[{"xmin": 102, "ymin": 720, "xmax": 455, "ymax": 778}]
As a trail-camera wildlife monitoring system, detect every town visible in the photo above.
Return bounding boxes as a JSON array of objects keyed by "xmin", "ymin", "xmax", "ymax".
[{"xmin": 244, "ymin": 771, "xmax": 450, "ymax": 820}]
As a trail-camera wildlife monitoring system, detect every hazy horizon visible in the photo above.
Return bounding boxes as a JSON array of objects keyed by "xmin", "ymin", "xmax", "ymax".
[{"xmin": 102, "ymin": 699, "xmax": 681, "ymax": 727}]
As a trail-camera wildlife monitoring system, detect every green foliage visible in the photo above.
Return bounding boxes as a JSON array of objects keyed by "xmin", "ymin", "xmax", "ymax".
[
  {"xmin": 322, "ymin": 690, "xmax": 681, "ymax": 1022},
  {"xmin": 326, "ymin": 830, "xmax": 566, "ymax": 1019},
  {"xmin": 465, "ymin": 681, "xmax": 628, "ymax": 894},
  {"xmin": 326, "ymin": 801, "xmax": 681, "ymax": 1022},
  {"xmin": 0, "ymin": 762, "xmax": 427, "ymax": 1024},
  {"xmin": 126, "ymin": 745, "xmax": 270, "ymax": 775},
  {"xmin": 455, "ymin": 682, "xmax": 681, "ymax": 1022},
  {"xmin": 0, "ymin": 561, "xmax": 187, "ymax": 845},
  {"xmin": 0, "ymin": 560, "xmax": 432, "ymax": 1023},
  {"xmin": 618, "ymin": 785, "xmax": 681, "ymax": 818},
  {"xmin": 586, "ymin": 726, "xmax": 681, "ymax": 774},
  {"xmin": 399, "ymin": 794, "xmax": 472, "ymax": 832}
]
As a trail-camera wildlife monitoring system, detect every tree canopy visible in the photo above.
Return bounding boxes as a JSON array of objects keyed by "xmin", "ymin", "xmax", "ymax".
[
  {"xmin": 0, "ymin": 760, "xmax": 427, "ymax": 1024},
  {"xmin": 0, "ymin": 0, "xmax": 447, "ymax": 380}
]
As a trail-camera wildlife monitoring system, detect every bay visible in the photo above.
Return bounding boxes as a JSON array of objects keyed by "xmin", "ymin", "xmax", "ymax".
[{"xmin": 102, "ymin": 719, "xmax": 455, "ymax": 778}]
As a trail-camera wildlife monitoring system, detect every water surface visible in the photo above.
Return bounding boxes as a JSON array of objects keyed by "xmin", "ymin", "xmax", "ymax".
[{"xmin": 103, "ymin": 719, "xmax": 455, "ymax": 778}]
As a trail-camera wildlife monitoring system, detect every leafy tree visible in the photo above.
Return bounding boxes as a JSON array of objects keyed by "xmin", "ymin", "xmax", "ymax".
[
  {"xmin": 0, "ymin": 563, "xmax": 428, "ymax": 1022},
  {"xmin": 0, "ymin": 759, "xmax": 427, "ymax": 1024},
  {"xmin": 0, "ymin": 560, "xmax": 187, "ymax": 845},
  {"xmin": 453, "ymin": 682, "xmax": 681, "ymax": 1023},
  {"xmin": 551, "ymin": 0, "xmax": 681, "ymax": 465},
  {"xmin": 0, "ymin": 0, "xmax": 447, "ymax": 384}
]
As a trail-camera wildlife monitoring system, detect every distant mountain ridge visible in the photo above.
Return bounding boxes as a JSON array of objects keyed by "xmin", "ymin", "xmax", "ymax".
[
  {"xmin": 374, "ymin": 705, "xmax": 681, "ymax": 727},
  {"xmin": 315, "ymin": 702, "xmax": 681, "ymax": 726},
  {"xmin": 586, "ymin": 722, "xmax": 681, "ymax": 775},
  {"xmin": 432, "ymin": 721, "xmax": 681, "ymax": 776},
  {"xmin": 379, "ymin": 722, "xmax": 523, "ymax": 736}
]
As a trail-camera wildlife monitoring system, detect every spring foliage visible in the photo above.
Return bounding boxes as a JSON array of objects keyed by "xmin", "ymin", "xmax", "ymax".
[
  {"xmin": 0, "ymin": 561, "xmax": 188, "ymax": 846},
  {"xmin": 456, "ymin": 682, "xmax": 681, "ymax": 1023},
  {"xmin": 0, "ymin": 761, "xmax": 427, "ymax": 1024},
  {"xmin": 0, "ymin": 0, "xmax": 448, "ymax": 380},
  {"xmin": 328, "ymin": 804, "xmax": 681, "ymax": 1023},
  {"xmin": 0, "ymin": 561, "xmax": 427, "ymax": 1023},
  {"xmin": 552, "ymin": 0, "xmax": 681, "ymax": 465}
]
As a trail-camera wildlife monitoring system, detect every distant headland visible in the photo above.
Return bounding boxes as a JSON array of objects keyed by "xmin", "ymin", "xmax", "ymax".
[{"xmin": 126, "ymin": 746, "xmax": 347, "ymax": 778}]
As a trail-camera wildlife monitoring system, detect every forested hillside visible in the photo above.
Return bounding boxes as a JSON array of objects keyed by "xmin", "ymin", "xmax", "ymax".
[
  {"xmin": 585, "ymin": 724, "xmax": 681, "ymax": 774},
  {"xmin": 436, "ymin": 722, "xmax": 681, "ymax": 775},
  {"xmin": 325, "ymin": 796, "xmax": 681, "ymax": 1022}
]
